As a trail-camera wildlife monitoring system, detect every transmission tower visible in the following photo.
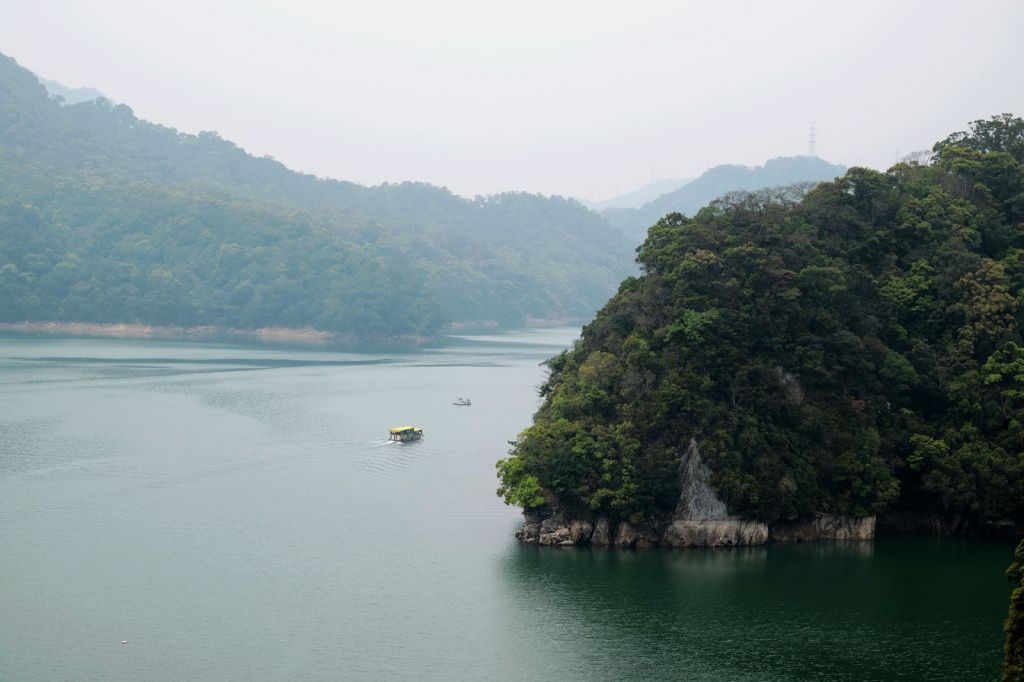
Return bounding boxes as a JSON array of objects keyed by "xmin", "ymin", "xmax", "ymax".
[{"xmin": 808, "ymin": 121, "xmax": 817, "ymax": 157}]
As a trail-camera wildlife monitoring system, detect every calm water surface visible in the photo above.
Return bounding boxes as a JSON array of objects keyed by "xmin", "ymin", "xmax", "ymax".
[{"xmin": 0, "ymin": 329, "xmax": 1014, "ymax": 681}]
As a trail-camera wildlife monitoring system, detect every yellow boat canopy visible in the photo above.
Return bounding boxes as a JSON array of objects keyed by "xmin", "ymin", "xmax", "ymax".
[{"xmin": 389, "ymin": 426, "xmax": 420, "ymax": 433}]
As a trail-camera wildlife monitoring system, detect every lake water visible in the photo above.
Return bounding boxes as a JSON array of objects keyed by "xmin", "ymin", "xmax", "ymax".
[{"xmin": 0, "ymin": 329, "xmax": 1015, "ymax": 681}]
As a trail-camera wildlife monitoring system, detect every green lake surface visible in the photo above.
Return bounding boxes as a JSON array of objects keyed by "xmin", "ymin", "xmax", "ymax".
[{"xmin": 0, "ymin": 329, "xmax": 1014, "ymax": 681}]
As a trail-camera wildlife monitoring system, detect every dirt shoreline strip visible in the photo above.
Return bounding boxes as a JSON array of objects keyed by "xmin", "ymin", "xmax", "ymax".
[{"xmin": 0, "ymin": 321, "xmax": 430, "ymax": 346}]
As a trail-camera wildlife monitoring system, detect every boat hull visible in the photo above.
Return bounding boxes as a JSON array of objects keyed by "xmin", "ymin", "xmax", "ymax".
[{"xmin": 388, "ymin": 427, "xmax": 423, "ymax": 442}]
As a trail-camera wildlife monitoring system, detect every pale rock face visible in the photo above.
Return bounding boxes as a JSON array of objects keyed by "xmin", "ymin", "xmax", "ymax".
[
  {"xmin": 538, "ymin": 517, "xmax": 574, "ymax": 546},
  {"xmin": 515, "ymin": 511, "xmax": 545, "ymax": 544},
  {"xmin": 669, "ymin": 440, "xmax": 769, "ymax": 546},
  {"xmin": 514, "ymin": 440, "xmax": 875, "ymax": 547},
  {"xmin": 674, "ymin": 439, "xmax": 731, "ymax": 522},
  {"xmin": 661, "ymin": 519, "xmax": 769, "ymax": 547},
  {"xmin": 516, "ymin": 522, "xmax": 540, "ymax": 544},
  {"xmin": 569, "ymin": 520, "xmax": 594, "ymax": 544},
  {"xmin": 612, "ymin": 522, "xmax": 637, "ymax": 547},
  {"xmin": 590, "ymin": 517, "xmax": 612, "ymax": 546},
  {"xmin": 613, "ymin": 521, "xmax": 659, "ymax": 548},
  {"xmin": 770, "ymin": 514, "xmax": 876, "ymax": 542}
]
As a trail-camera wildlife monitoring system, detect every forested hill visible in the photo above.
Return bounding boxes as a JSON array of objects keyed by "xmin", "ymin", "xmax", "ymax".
[
  {"xmin": 0, "ymin": 53, "xmax": 635, "ymax": 338},
  {"xmin": 603, "ymin": 156, "xmax": 847, "ymax": 242},
  {"xmin": 498, "ymin": 115, "xmax": 1024, "ymax": 530}
]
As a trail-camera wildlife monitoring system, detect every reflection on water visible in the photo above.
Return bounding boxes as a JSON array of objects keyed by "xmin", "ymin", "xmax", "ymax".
[{"xmin": 499, "ymin": 538, "xmax": 1009, "ymax": 681}]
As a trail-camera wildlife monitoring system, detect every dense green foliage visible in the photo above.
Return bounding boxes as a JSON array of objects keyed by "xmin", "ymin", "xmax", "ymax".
[
  {"xmin": 0, "ymin": 53, "xmax": 634, "ymax": 337},
  {"xmin": 603, "ymin": 156, "xmax": 847, "ymax": 242},
  {"xmin": 1007, "ymin": 538, "xmax": 1024, "ymax": 682},
  {"xmin": 499, "ymin": 115, "xmax": 1024, "ymax": 527}
]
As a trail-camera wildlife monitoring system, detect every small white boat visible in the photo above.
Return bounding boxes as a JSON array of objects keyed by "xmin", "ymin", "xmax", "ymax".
[{"xmin": 452, "ymin": 397, "xmax": 471, "ymax": 406}]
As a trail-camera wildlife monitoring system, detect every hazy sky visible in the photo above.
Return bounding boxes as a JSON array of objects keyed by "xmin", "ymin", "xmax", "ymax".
[{"xmin": 2, "ymin": 0, "xmax": 1023, "ymax": 200}]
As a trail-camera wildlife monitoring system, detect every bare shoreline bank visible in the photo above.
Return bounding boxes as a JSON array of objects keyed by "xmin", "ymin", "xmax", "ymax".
[
  {"xmin": 0, "ymin": 318, "xmax": 584, "ymax": 346},
  {"xmin": 0, "ymin": 321, "xmax": 431, "ymax": 346}
]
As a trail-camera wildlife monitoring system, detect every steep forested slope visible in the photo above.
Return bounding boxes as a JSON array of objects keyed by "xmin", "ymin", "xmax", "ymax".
[
  {"xmin": 498, "ymin": 116, "xmax": 1024, "ymax": 530},
  {"xmin": 603, "ymin": 156, "xmax": 847, "ymax": 242},
  {"xmin": 0, "ymin": 53, "xmax": 634, "ymax": 337}
]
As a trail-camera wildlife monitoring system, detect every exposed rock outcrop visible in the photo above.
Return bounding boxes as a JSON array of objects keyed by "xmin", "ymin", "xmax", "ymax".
[
  {"xmin": 538, "ymin": 516, "xmax": 575, "ymax": 546},
  {"xmin": 613, "ymin": 521, "xmax": 659, "ymax": 548},
  {"xmin": 590, "ymin": 517, "xmax": 612, "ymax": 546},
  {"xmin": 515, "ymin": 511, "xmax": 543, "ymax": 544},
  {"xmin": 514, "ymin": 514, "xmax": 596, "ymax": 546},
  {"xmin": 668, "ymin": 439, "xmax": 769, "ymax": 547},
  {"xmin": 770, "ymin": 513, "xmax": 875, "ymax": 542},
  {"xmin": 569, "ymin": 520, "xmax": 594, "ymax": 544},
  {"xmin": 661, "ymin": 519, "xmax": 769, "ymax": 547},
  {"xmin": 513, "ymin": 440, "xmax": 875, "ymax": 548}
]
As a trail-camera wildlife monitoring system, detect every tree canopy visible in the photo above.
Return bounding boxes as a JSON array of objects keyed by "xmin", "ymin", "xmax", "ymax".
[
  {"xmin": 0, "ymin": 53, "xmax": 635, "ymax": 338},
  {"xmin": 499, "ymin": 116, "xmax": 1024, "ymax": 528},
  {"xmin": 602, "ymin": 156, "xmax": 847, "ymax": 242}
]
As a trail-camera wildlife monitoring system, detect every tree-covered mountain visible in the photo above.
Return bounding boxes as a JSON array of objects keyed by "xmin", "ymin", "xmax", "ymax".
[
  {"xmin": 498, "ymin": 115, "xmax": 1024, "ymax": 531},
  {"xmin": 603, "ymin": 156, "xmax": 847, "ymax": 242},
  {"xmin": 0, "ymin": 53, "xmax": 635, "ymax": 338}
]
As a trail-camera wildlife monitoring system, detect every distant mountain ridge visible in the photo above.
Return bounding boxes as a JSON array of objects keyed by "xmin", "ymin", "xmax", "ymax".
[
  {"xmin": 0, "ymin": 53, "xmax": 635, "ymax": 339},
  {"xmin": 582, "ymin": 177, "xmax": 693, "ymax": 211},
  {"xmin": 604, "ymin": 156, "xmax": 847, "ymax": 241},
  {"xmin": 39, "ymin": 77, "xmax": 106, "ymax": 104}
]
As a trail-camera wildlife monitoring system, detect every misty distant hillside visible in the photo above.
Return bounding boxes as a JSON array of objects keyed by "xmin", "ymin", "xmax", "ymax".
[
  {"xmin": 0, "ymin": 53, "xmax": 634, "ymax": 338},
  {"xmin": 582, "ymin": 177, "xmax": 692, "ymax": 211},
  {"xmin": 39, "ymin": 77, "xmax": 106, "ymax": 104},
  {"xmin": 604, "ymin": 156, "xmax": 847, "ymax": 241}
]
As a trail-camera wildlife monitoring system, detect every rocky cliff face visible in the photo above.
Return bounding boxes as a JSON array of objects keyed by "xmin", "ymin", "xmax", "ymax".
[
  {"xmin": 770, "ymin": 514, "xmax": 875, "ymax": 542},
  {"xmin": 661, "ymin": 439, "xmax": 769, "ymax": 547},
  {"xmin": 514, "ymin": 440, "xmax": 875, "ymax": 548}
]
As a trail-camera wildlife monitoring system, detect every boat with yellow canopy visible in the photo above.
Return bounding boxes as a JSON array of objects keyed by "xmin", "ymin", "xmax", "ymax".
[{"xmin": 388, "ymin": 426, "xmax": 423, "ymax": 442}]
